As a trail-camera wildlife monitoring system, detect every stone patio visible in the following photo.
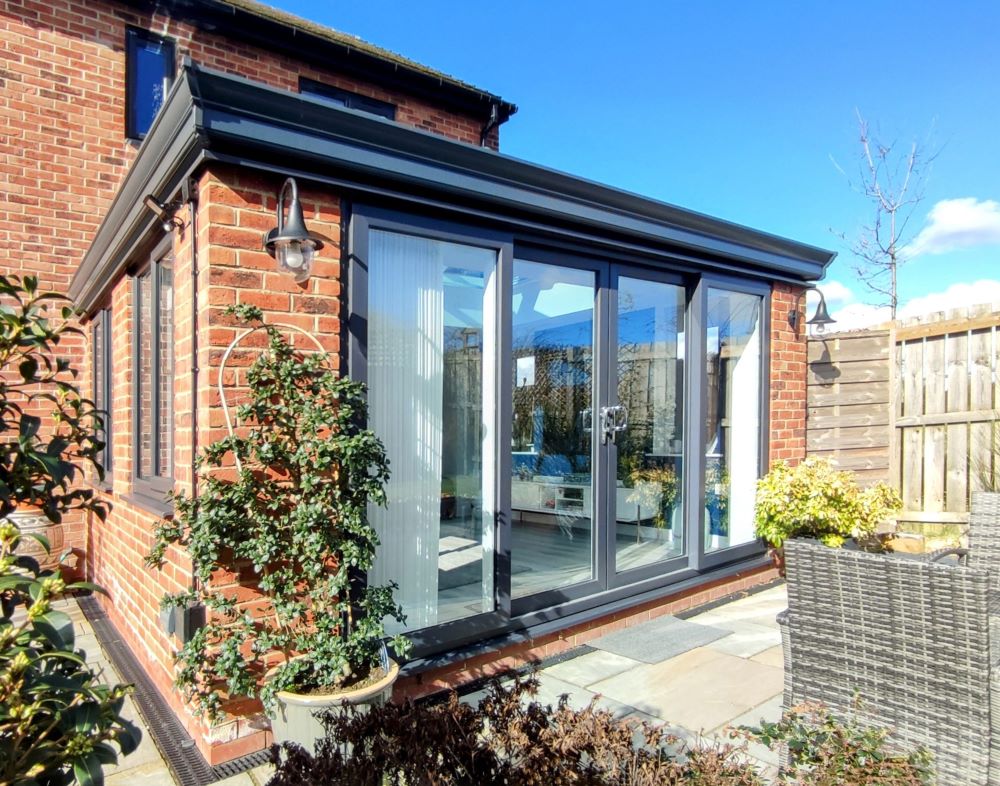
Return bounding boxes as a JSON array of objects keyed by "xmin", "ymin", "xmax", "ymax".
[{"xmin": 69, "ymin": 583, "xmax": 788, "ymax": 784}]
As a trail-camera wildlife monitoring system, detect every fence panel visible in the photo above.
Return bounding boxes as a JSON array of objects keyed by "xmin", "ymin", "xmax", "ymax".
[{"xmin": 807, "ymin": 303, "xmax": 1000, "ymax": 532}]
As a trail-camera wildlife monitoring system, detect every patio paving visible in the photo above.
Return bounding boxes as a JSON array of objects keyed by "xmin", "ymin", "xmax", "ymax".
[{"xmin": 62, "ymin": 582, "xmax": 788, "ymax": 784}]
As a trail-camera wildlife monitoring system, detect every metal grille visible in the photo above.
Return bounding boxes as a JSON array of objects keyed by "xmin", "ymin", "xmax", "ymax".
[{"xmin": 78, "ymin": 596, "xmax": 266, "ymax": 785}]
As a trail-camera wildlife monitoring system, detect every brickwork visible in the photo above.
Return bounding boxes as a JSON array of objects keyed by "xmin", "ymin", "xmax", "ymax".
[
  {"xmin": 768, "ymin": 282, "xmax": 808, "ymax": 466},
  {"xmin": 0, "ymin": 0, "xmax": 497, "ymax": 421}
]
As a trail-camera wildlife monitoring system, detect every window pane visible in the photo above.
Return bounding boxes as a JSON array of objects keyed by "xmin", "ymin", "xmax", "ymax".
[
  {"xmin": 615, "ymin": 277, "xmax": 685, "ymax": 571},
  {"xmin": 130, "ymin": 35, "xmax": 172, "ymax": 136},
  {"xmin": 704, "ymin": 289, "xmax": 762, "ymax": 552},
  {"xmin": 157, "ymin": 258, "xmax": 174, "ymax": 478},
  {"xmin": 367, "ymin": 230, "xmax": 498, "ymax": 631},
  {"xmin": 511, "ymin": 260, "xmax": 595, "ymax": 598},
  {"xmin": 136, "ymin": 271, "xmax": 154, "ymax": 479}
]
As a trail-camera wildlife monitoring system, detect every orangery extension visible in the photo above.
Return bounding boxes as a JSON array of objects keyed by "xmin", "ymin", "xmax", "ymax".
[{"xmin": 2, "ymin": 0, "xmax": 834, "ymax": 771}]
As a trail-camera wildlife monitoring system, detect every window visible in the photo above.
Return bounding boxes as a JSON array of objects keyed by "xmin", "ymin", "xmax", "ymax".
[
  {"xmin": 125, "ymin": 28, "xmax": 175, "ymax": 140},
  {"xmin": 132, "ymin": 245, "xmax": 174, "ymax": 507},
  {"xmin": 92, "ymin": 307, "xmax": 113, "ymax": 484},
  {"xmin": 299, "ymin": 77, "xmax": 396, "ymax": 120}
]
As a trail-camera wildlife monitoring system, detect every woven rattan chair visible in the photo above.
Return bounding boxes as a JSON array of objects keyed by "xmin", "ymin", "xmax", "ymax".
[{"xmin": 780, "ymin": 538, "xmax": 1000, "ymax": 786}]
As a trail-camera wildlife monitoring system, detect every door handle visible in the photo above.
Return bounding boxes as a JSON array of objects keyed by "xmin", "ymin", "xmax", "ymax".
[{"xmin": 600, "ymin": 406, "xmax": 628, "ymax": 444}]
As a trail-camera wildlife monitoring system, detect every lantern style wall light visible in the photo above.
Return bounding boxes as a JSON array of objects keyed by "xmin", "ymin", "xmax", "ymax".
[
  {"xmin": 788, "ymin": 286, "xmax": 836, "ymax": 334},
  {"xmin": 263, "ymin": 178, "xmax": 324, "ymax": 283}
]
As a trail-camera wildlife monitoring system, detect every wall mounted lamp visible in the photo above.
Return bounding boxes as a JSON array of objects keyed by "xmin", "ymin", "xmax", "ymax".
[
  {"xmin": 143, "ymin": 194, "xmax": 183, "ymax": 233},
  {"xmin": 788, "ymin": 286, "xmax": 836, "ymax": 335},
  {"xmin": 263, "ymin": 178, "xmax": 324, "ymax": 283}
]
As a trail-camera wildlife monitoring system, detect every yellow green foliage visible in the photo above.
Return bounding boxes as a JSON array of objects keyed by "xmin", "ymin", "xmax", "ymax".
[{"xmin": 754, "ymin": 458, "xmax": 901, "ymax": 549}]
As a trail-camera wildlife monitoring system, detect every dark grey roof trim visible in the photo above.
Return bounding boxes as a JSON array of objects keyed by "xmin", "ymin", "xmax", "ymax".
[
  {"xmin": 70, "ymin": 63, "xmax": 835, "ymax": 312},
  {"xmin": 70, "ymin": 72, "xmax": 204, "ymax": 311}
]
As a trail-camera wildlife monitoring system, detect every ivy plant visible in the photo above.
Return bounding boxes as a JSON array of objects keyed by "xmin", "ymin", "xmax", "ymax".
[
  {"xmin": 0, "ymin": 274, "xmax": 138, "ymax": 786},
  {"xmin": 754, "ymin": 457, "xmax": 901, "ymax": 549},
  {"xmin": 147, "ymin": 305, "xmax": 410, "ymax": 720}
]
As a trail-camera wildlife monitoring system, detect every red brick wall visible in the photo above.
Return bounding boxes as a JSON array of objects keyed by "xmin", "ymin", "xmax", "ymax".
[
  {"xmin": 769, "ymin": 282, "xmax": 808, "ymax": 466},
  {"xmin": 0, "ymin": 0, "xmax": 492, "ymax": 301}
]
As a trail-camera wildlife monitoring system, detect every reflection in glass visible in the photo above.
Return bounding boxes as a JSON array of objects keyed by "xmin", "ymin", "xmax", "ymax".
[
  {"xmin": 615, "ymin": 277, "xmax": 685, "ymax": 571},
  {"xmin": 157, "ymin": 258, "xmax": 173, "ymax": 479},
  {"xmin": 511, "ymin": 260, "xmax": 595, "ymax": 598},
  {"xmin": 705, "ymin": 289, "xmax": 762, "ymax": 552},
  {"xmin": 367, "ymin": 231, "xmax": 497, "ymax": 630}
]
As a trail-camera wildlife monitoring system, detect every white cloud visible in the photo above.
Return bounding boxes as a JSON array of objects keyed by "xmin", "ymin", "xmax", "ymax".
[
  {"xmin": 815, "ymin": 280, "xmax": 854, "ymax": 306},
  {"xmin": 829, "ymin": 302, "xmax": 891, "ymax": 332},
  {"xmin": 897, "ymin": 279, "xmax": 1000, "ymax": 319},
  {"xmin": 906, "ymin": 198, "xmax": 1000, "ymax": 257},
  {"xmin": 826, "ymin": 279, "xmax": 1000, "ymax": 332}
]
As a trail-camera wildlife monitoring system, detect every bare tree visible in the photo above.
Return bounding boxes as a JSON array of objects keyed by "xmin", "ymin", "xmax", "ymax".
[{"xmin": 832, "ymin": 111, "xmax": 938, "ymax": 319}]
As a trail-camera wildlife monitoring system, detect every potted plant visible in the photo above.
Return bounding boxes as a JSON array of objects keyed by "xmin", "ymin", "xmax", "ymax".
[
  {"xmin": 753, "ymin": 457, "xmax": 901, "ymax": 573},
  {"xmin": 627, "ymin": 465, "xmax": 679, "ymax": 542},
  {"xmin": 147, "ymin": 306, "xmax": 410, "ymax": 753},
  {"xmin": 0, "ymin": 273, "xmax": 139, "ymax": 785}
]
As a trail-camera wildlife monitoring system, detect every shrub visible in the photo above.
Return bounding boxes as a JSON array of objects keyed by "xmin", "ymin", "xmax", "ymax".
[
  {"xmin": 147, "ymin": 306, "xmax": 409, "ymax": 719},
  {"xmin": 0, "ymin": 274, "xmax": 138, "ymax": 785},
  {"xmin": 744, "ymin": 702, "xmax": 933, "ymax": 785},
  {"xmin": 753, "ymin": 458, "xmax": 901, "ymax": 549},
  {"xmin": 267, "ymin": 675, "xmax": 763, "ymax": 786}
]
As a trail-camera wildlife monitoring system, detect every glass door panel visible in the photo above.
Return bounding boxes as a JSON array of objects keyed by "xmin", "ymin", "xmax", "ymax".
[
  {"xmin": 367, "ymin": 229, "xmax": 498, "ymax": 630},
  {"xmin": 614, "ymin": 276, "xmax": 686, "ymax": 572},
  {"xmin": 510, "ymin": 260, "xmax": 596, "ymax": 599},
  {"xmin": 704, "ymin": 288, "xmax": 762, "ymax": 552}
]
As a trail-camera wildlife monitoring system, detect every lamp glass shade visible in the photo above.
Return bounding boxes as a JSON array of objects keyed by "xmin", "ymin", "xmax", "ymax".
[{"xmin": 275, "ymin": 238, "xmax": 316, "ymax": 283}]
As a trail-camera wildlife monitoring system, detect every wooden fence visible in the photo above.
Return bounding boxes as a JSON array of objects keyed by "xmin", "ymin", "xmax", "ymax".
[{"xmin": 806, "ymin": 303, "xmax": 1000, "ymax": 531}]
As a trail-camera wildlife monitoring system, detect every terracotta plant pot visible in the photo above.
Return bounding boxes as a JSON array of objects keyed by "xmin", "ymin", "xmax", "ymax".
[
  {"xmin": 268, "ymin": 659, "xmax": 400, "ymax": 755},
  {"xmin": 7, "ymin": 507, "xmax": 63, "ymax": 572}
]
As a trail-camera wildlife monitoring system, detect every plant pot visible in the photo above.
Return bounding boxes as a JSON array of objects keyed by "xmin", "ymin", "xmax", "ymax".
[
  {"xmin": 268, "ymin": 659, "xmax": 400, "ymax": 755},
  {"xmin": 7, "ymin": 507, "xmax": 63, "ymax": 572}
]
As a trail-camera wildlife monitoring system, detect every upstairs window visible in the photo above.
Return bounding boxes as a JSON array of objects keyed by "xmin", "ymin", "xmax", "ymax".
[
  {"xmin": 92, "ymin": 307, "xmax": 113, "ymax": 484},
  {"xmin": 126, "ymin": 28, "xmax": 175, "ymax": 140},
  {"xmin": 132, "ymin": 243, "xmax": 174, "ymax": 508},
  {"xmin": 299, "ymin": 77, "xmax": 396, "ymax": 120}
]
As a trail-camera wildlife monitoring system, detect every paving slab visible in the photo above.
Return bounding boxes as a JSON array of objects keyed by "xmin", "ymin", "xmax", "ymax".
[
  {"xmin": 591, "ymin": 646, "xmax": 784, "ymax": 733},
  {"xmin": 542, "ymin": 649, "xmax": 643, "ymax": 687},
  {"xmin": 106, "ymin": 759, "xmax": 178, "ymax": 786},
  {"xmin": 750, "ymin": 645, "xmax": 784, "ymax": 669},
  {"xmin": 705, "ymin": 620, "xmax": 780, "ymax": 659},
  {"xmin": 589, "ymin": 615, "xmax": 730, "ymax": 663}
]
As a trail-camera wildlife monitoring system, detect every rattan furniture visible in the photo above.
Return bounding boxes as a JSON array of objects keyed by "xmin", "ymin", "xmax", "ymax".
[{"xmin": 780, "ymin": 537, "xmax": 1000, "ymax": 786}]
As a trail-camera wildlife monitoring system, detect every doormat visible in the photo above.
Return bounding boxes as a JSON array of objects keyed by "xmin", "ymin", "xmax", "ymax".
[{"xmin": 588, "ymin": 615, "xmax": 730, "ymax": 663}]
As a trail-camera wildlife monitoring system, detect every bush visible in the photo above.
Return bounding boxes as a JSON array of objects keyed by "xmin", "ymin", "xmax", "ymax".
[
  {"xmin": 266, "ymin": 675, "xmax": 763, "ymax": 786},
  {"xmin": 0, "ymin": 274, "xmax": 138, "ymax": 785},
  {"xmin": 744, "ymin": 702, "xmax": 933, "ymax": 785},
  {"xmin": 754, "ymin": 458, "xmax": 901, "ymax": 549}
]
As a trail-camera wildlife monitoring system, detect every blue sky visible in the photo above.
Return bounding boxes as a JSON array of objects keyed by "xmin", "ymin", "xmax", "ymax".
[{"xmin": 270, "ymin": 1, "xmax": 1000, "ymax": 327}]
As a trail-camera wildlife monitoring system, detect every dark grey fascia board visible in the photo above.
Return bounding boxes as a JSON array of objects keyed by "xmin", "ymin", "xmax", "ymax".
[
  {"xmin": 71, "ymin": 63, "xmax": 835, "ymax": 312},
  {"xmin": 187, "ymin": 64, "xmax": 834, "ymax": 279},
  {"xmin": 69, "ymin": 70, "xmax": 205, "ymax": 313}
]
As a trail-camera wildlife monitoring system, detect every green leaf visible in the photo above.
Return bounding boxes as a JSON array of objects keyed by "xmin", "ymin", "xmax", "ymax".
[
  {"xmin": 66, "ymin": 581, "xmax": 108, "ymax": 596},
  {"xmin": 34, "ymin": 610, "xmax": 74, "ymax": 649},
  {"xmin": 18, "ymin": 413, "xmax": 41, "ymax": 441},
  {"xmin": 22, "ymin": 530, "xmax": 51, "ymax": 554},
  {"xmin": 72, "ymin": 753, "xmax": 102, "ymax": 786}
]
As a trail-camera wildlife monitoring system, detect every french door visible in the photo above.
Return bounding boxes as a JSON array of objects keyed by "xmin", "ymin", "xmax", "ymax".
[
  {"xmin": 354, "ymin": 207, "xmax": 766, "ymax": 647},
  {"xmin": 509, "ymin": 253, "xmax": 689, "ymax": 614}
]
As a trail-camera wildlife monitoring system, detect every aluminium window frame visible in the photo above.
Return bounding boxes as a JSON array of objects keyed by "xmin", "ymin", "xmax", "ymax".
[
  {"xmin": 349, "ymin": 201, "xmax": 773, "ymax": 656},
  {"xmin": 125, "ymin": 26, "xmax": 176, "ymax": 141},
  {"xmin": 91, "ymin": 305, "xmax": 113, "ymax": 488},
  {"xmin": 130, "ymin": 237, "xmax": 175, "ymax": 513}
]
